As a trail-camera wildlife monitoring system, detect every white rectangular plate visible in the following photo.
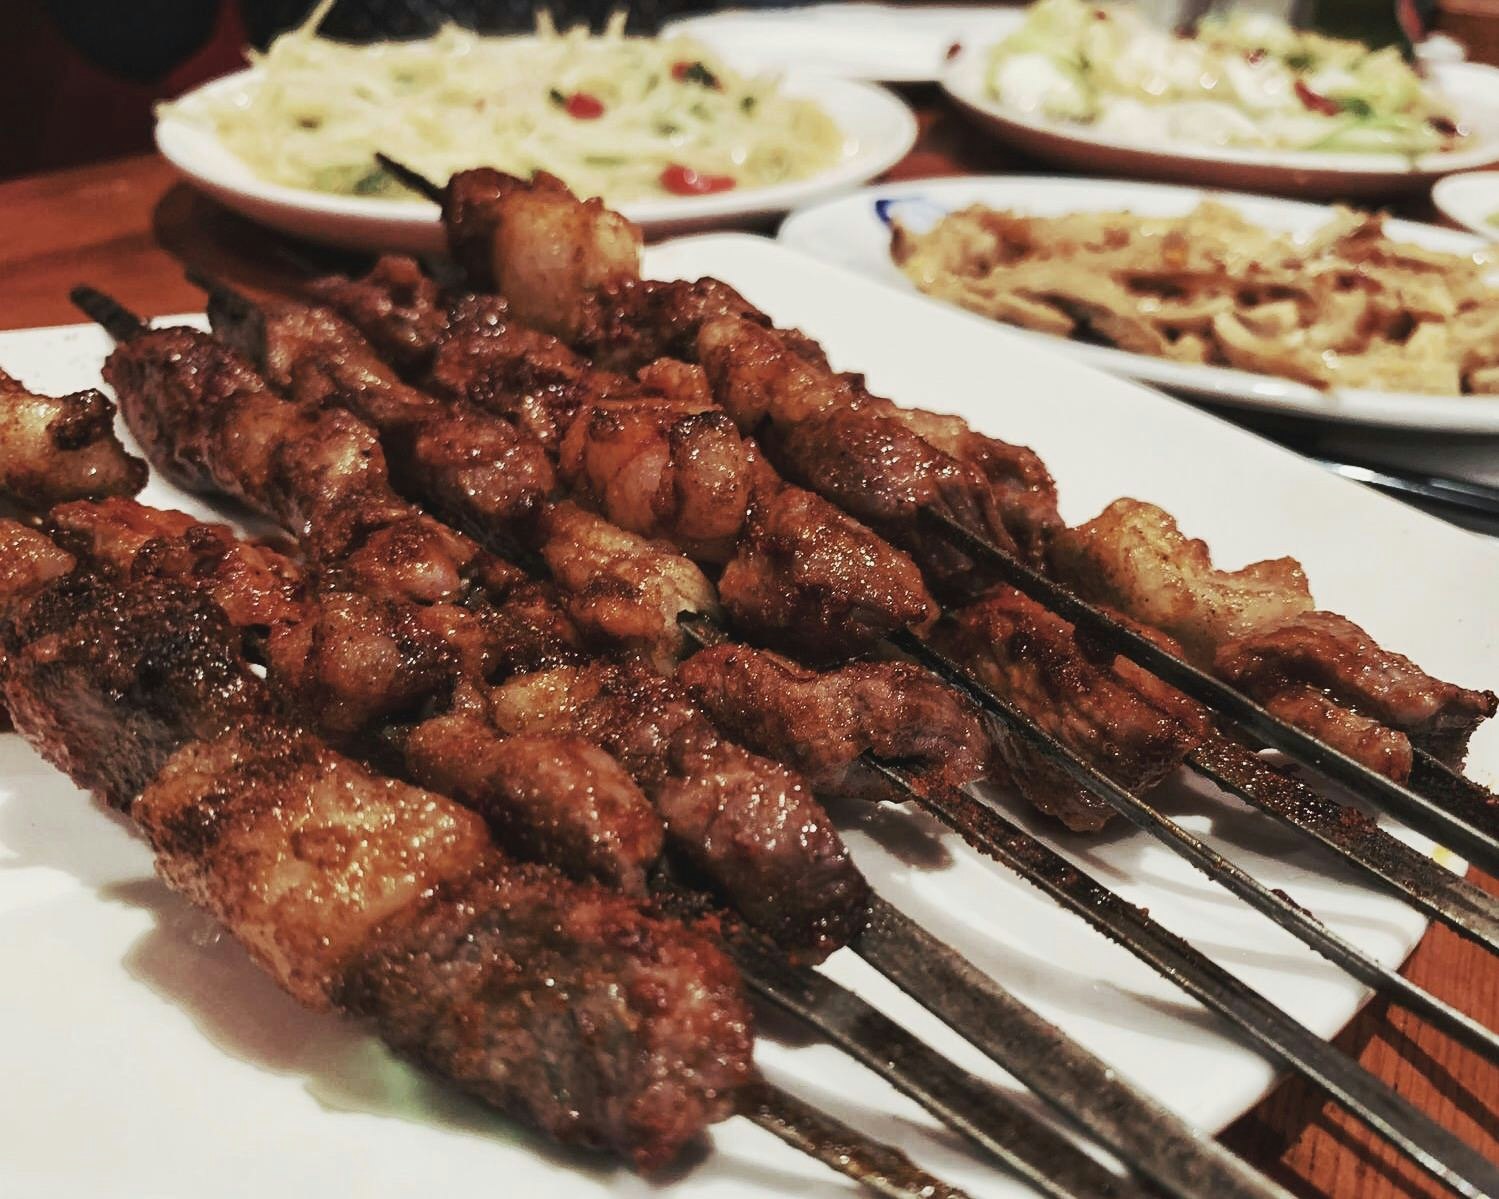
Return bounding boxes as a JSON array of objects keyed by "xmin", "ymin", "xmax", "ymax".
[{"xmin": 0, "ymin": 235, "xmax": 1493, "ymax": 1199}]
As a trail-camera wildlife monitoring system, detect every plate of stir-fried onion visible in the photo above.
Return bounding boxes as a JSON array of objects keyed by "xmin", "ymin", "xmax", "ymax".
[{"xmin": 780, "ymin": 175, "xmax": 1499, "ymax": 432}]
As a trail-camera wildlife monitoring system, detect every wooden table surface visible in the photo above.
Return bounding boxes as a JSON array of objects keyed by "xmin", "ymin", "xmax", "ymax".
[{"xmin": 0, "ymin": 90, "xmax": 1495, "ymax": 1199}]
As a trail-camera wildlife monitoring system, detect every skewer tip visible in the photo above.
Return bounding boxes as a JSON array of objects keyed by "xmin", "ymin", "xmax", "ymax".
[
  {"xmin": 374, "ymin": 153, "xmax": 446, "ymax": 204},
  {"xmin": 69, "ymin": 286, "xmax": 146, "ymax": 343}
]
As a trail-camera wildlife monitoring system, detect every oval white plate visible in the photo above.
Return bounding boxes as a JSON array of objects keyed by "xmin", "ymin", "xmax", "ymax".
[
  {"xmin": 664, "ymin": 4, "xmax": 1021, "ymax": 82},
  {"xmin": 2, "ymin": 235, "xmax": 1493, "ymax": 1199},
  {"xmin": 942, "ymin": 42, "xmax": 1499, "ymax": 199},
  {"xmin": 780, "ymin": 174, "xmax": 1499, "ymax": 432},
  {"xmin": 1435, "ymin": 169, "xmax": 1499, "ymax": 238},
  {"xmin": 155, "ymin": 66, "xmax": 917, "ymax": 251}
]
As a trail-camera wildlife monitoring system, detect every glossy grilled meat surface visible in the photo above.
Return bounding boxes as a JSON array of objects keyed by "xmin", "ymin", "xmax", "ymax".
[
  {"xmin": 444, "ymin": 167, "xmax": 641, "ymax": 343},
  {"xmin": 719, "ymin": 449, "xmax": 936, "ymax": 663},
  {"xmin": 677, "ymin": 643, "xmax": 993, "ymax": 802},
  {"xmin": 540, "ymin": 500, "xmax": 720, "ymax": 673},
  {"xmin": 0, "ymin": 367, "xmax": 146, "ymax": 506},
  {"xmin": 48, "ymin": 497, "xmax": 305, "ymax": 631},
  {"xmin": 3, "ymin": 543, "xmax": 753, "ymax": 1169},
  {"xmin": 210, "ymin": 295, "xmax": 556, "ymax": 545},
  {"xmin": 404, "ymin": 700, "xmax": 666, "ymax": 895},
  {"xmin": 102, "ymin": 325, "xmax": 479, "ymax": 606},
  {"xmin": 1217, "ymin": 611, "xmax": 1497, "ymax": 773},
  {"xmin": 339, "ymin": 860, "xmax": 752, "ymax": 1170},
  {"xmin": 1050, "ymin": 498, "xmax": 1316, "ymax": 667},
  {"xmin": 935, "ymin": 587, "xmax": 1212, "ymax": 832},
  {"xmin": 489, "ymin": 658, "xmax": 870, "ymax": 961},
  {"xmin": 696, "ymin": 316, "xmax": 1059, "ymax": 588},
  {"xmin": 307, "ymin": 254, "xmax": 448, "ymax": 377}
]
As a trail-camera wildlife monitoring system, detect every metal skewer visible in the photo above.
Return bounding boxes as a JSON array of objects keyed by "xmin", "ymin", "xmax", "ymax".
[
  {"xmin": 894, "ymin": 631, "xmax": 1498, "ymax": 1199},
  {"xmin": 1185, "ymin": 738, "xmax": 1499, "ymax": 955},
  {"xmin": 924, "ymin": 508, "xmax": 1499, "ymax": 876},
  {"xmin": 741, "ymin": 1082, "xmax": 975, "ymax": 1199}
]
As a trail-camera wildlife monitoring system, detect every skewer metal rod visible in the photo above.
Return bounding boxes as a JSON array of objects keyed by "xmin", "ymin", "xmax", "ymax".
[
  {"xmin": 729, "ymin": 934, "xmax": 1150, "ymax": 1199},
  {"xmin": 741, "ymin": 1081, "xmax": 973, "ymax": 1199},
  {"xmin": 858, "ymin": 896, "xmax": 1291, "ymax": 1199},
  {"xmin": 676, "ymin": 613, "xmax": 1288, "ymax": 1199},
  {"xmin": 925, "ymin": 508, "xmax": 1499, "ymax": 876},
  {"xmin": 69, "ymin": 286, "xmax": 146, "ymax": 342},
  {"xmin": 1187, "ymin": 739, "xmax": 1499, "ymax": 957},
  {"xmin": 896, "ymin": 632, "xmax": 1499, "ymax": 1199}
]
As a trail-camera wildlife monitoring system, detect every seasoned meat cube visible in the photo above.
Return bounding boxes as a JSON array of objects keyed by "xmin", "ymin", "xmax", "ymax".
[
  {"xmin": 307, "ymin": 254, "xmax": 449, "ymax": 377},
  {"xmin": 855, "ymin": 396, "xmax": 1062, "ymax": 567},
  {"xmin": 540, "ymin": 501, "xmax": 720, "ymax": 672},
  {"xmin": 1049, "ymin": 498, "xmax": 1314, "ymax": 666},
  {"xmin": 580, "ymin": 276, "xmax": 828, "ymax": 373},
  {"xmin": 0, "ymin": 367, "xmax": 146, "ymax": 506},
  {"xmin": 678, "ymin": 643, "xmax": 994, "ymax": 801},
  {"xmin": 558, "ymin": 392, "xmax": 751, "ymax": 562},
  {"xmin": 1216, "ymin": 611, "xmax": 1497, "ymax": 771},
  {"xmin": 445, "ymin": 167, "xmax": 641, "ymax": 342},
  {"xmin": 697, "ymin": 317, "xmax": 1037, "ymax": 586},
  {"xmin": 719, "ymin": 450, "xmax": 935, "ymax": 662},
  {"xmin": 134, "ymin": 720, "xmax": 491, "ymax": 1005},
  {"xmin": 488, "ymin": 659, "xmax": 869, "ymax": 961},
  {"xmin": 0, "ymin": 518, "xmax": 76, "ymax": 615},
  {"xmin": 427, "ymin": 299, "xmax": 620, "ymax": 452},
  {"xmin": 48, "ymin": 498, "xmax": 304, "ymax": 631},
  {"xmin": 0, "ymin": 519, "xmax": 79, "ymax": 730},
  {"xmin": 404, "ymin": 706, "xmax": 665, "ymax": 895},
  {"xmin": 934, "ymin": 587, "xmax": 1211, "ymax": 832},
  {"xmin": 4, "ymin": 576, "xmax": 267, "ymax": 809},
  {"xmin": 209, "ymin": 295, "xmax": 556, "ymax": 544},
  {"xmin": 104, "ymin": 326, "xmax": 480, "ymax": 605},
  {"xmin": 1252, "ymin": 684, "xmax": 1414, "ymax": 780},
  {"xmin": 339, "ymin": 860, "xmax": 753, "ymax": 1170}
]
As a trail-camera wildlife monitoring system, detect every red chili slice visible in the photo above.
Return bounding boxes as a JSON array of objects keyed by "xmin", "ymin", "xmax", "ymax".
[
  {"xmin": 1293, "ymin": 79, "xmax": 1341, "ymax": 116},
  {"xmin": 660, "ymin": 164, "xmax": 737, "ymax": 195},
  {"xmin": 565, "ymin": 92, "xmax": 605, "ymax": 119}
]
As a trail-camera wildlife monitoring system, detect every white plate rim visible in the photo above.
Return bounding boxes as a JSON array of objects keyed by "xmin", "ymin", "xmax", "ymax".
[
  {"xmin": 154, "ymin": 64, "xmax": 917, "ymax": 236},
  {"xmin": 941, "ymin": 44, "xmax": 1499, "ymax": 181},
  {"xmin": 1434, "ymin": 169, "xmax": 1499, "ymax": 239},
  {"xmin": 663, "ymin": 4, "xmax": 1024, "ymax": 82},
  {"xmin": 778, "ymin": 173, "xmax": 1499, "ymax": 432}
]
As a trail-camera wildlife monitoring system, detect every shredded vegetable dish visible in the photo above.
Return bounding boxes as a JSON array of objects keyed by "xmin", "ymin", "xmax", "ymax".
[
  {"xmin": 986, "ymin": 0, "xmax": 1465, "ymax": 156},
  {"xmin": 161, "ymin": 11, "xmax": 846, "ymax": 202},
  {"xmin": 892, "ymin": 201, "xmax": 1499, "ymax": 395}
]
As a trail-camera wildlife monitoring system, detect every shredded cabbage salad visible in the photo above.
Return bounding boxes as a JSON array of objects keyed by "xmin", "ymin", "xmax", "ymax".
[
  {"xmin": 986, "ymin": 0, "xmax": 1464, "ymax": 155},
  {"xmin": 162, "ymin": 9, "xmax": 846, "ymax": 203}
]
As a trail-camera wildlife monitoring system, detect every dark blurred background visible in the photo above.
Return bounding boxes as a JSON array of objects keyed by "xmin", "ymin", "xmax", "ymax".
[
  {"xmin": 2, "ymin": 0, "xmax": 1492, "ymax": 181},
  {"xmin": 0, "ymin": 0, "xmax": 729, "ymax": 179}
]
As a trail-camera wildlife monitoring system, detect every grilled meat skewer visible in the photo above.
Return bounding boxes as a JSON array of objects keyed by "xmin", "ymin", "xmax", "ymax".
[
  {"xmin": 196, "ymin": 280, "xmax": 989, "ymax": 805},
  {"xmin": 81, "ymin": 305, "xmax": 872, "ymax": 964},
  {"xmin": 208, "ymin": 283, "xmax": 938, "ymax": 665},
  {"xmin": 0, "ymin": 532, "xmax": 754, "ymax": 1169},
  {"xmin": 432, "ymin": 171, "xmax": 1495, "ymax": 799}
]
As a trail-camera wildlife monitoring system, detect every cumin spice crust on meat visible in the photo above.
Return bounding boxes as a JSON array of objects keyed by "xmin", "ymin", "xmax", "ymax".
[{"xmin": 2, "ymin": 544, "xmax": 754, "ymax": 1170}]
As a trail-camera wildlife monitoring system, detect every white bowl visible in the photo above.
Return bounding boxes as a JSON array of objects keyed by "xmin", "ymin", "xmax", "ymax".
[{"xmin": 155, "ymin": 66, "xmax": 917, "ymax": 251}]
